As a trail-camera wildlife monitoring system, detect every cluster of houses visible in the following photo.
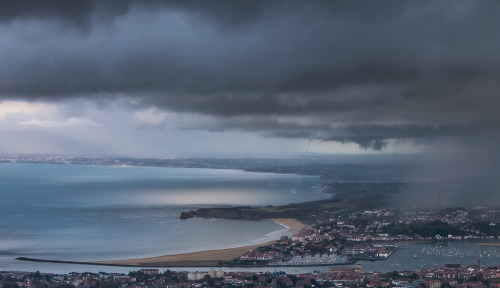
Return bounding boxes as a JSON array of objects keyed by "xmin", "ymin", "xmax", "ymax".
[
  {"xmin": 3, "ymin": 264, "xmax": 500, "ymax": 288},
  {"xmin": 235, "ymin": 206, "xmax": 500, "ymax": 267},
  {"xmin": 314, "ymin": 207, "xmax": 500, "ymax": 245}
]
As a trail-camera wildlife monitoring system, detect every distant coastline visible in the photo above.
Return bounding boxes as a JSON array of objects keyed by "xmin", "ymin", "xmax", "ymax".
[{"xmin": 0, "ymin": 154, "xmax": 420, "ymax": 183}]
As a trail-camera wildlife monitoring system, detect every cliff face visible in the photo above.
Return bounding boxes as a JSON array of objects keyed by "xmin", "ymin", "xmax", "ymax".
[{"xmin": 180, "ymin": 207, "xmax": 265, "ymax": 220}]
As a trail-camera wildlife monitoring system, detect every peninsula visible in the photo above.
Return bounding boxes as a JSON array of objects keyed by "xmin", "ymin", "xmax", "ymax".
[{"xmin": 180, "ymin": 197, "xmax": 355, "ymax": 223}]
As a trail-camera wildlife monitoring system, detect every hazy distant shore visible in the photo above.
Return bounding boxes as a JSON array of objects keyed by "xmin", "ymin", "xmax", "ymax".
[{"xmin": 18, "ymin": 219, "xmax": 305, "ymax": 268}]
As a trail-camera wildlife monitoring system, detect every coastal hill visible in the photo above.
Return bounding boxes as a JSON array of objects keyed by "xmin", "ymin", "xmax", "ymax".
[
  {"xmin": 179, "ymin": 181, "xmax": 411, "ymax": 222},
  {"xmin": 180, "ymin": 197, "xmax": 355, "ymax": 223}
]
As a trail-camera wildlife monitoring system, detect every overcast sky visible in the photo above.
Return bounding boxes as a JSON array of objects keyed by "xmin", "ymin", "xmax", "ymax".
[{"xmin": 0, "ymin": 0, "xmax": 499, "ymax": 159}]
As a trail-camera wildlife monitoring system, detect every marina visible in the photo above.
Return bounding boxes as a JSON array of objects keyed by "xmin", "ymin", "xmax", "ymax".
[{"xmin": 359, "ymin": 241, "xmax": 500, "ymax": 273}]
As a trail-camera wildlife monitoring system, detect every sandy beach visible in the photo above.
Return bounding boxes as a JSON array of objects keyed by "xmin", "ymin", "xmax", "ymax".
[
  {"xmin": 91, "ymin": 218, "xmax": 305, "ymax": 267},
  {"xmin": 476, "ymin": 242, "xmax": 500, "ymax": 246}
]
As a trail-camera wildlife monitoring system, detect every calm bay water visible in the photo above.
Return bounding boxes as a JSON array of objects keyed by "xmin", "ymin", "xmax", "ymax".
[{"xmin": 0, "ymin": 163, "xmax": 328, "ymax": 272}]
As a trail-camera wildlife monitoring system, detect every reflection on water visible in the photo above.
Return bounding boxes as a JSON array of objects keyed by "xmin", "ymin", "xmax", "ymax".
[{"xmin": 141, "ymin": 189, "xmax": 291, "ymax": 206}]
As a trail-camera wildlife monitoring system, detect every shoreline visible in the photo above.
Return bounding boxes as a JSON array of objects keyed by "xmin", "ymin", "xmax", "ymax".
[
  {"xmin": 476, "ymin": 242, "xmax": 500, "ymax": 246},
  {"xmin": 18, "ymin": 218, "xmax": 306, "ymax": 268},
  {"xmin": 268, "ymin": 218, "xmax": 306, "ymax": 235}
]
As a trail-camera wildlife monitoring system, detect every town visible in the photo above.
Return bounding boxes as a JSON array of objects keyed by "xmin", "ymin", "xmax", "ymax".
[
  {"xmin": 226, "ymin": 206, "xmax": 500, "ymax": 267},
  {"xmin": 2, "ymin": 263, "xmax": 500, "ymax": 288}
]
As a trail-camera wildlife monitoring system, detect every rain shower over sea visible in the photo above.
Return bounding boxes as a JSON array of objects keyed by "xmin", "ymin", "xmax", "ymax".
[{"xmin": 0, "ymin": 163, "xmax": 328, "ymax": 272}]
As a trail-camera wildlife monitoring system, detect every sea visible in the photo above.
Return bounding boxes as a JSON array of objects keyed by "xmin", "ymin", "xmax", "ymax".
[
  {"xmin": 1, "ymin": 163, "xmax": 499, "ymax": 274},
  {"xmin": 0, "ymin": 163, "xmax": 327, "ymax": 273}
]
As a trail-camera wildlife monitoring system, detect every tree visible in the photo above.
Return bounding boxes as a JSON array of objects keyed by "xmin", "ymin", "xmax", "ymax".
[
  {"xmin": 163, "ymin": 269, "xmax": 172, "ymax": 278},
  {"xmin": 204, "ymin": 275, "xmax": 215, "ymax": 287},
  {"xmin": 96, "ymin": 280, "xmax": 118, "ymax": 288},
  {"xmin": 386, "ymin": 271, "xmax": 400, "ymax": 279},
  {"xmin": 56, "ymin": 284, "xmax": 75, "ymax": 288},
  {"xmin": 275, "ymin": 279, "xmax": 287, "ymax": 288},
  {"xmin": 470, "ymin": 272, "xmax": 484, "ymax": 282},
  {"xmin": 31, "ymin": 271, "xmax": 41, "ymax": 280},
  {"xmin": 2, "ymin": 282, "xmax": 20, "ymax": 288}
]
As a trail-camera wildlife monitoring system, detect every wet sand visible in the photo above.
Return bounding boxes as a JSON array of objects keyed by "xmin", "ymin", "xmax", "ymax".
[
  {"xmin": 90, "ymin": 218, "xmax": 305, "ymax": 267},
  {"xmin": 268, "ymin": 218, "xmax": 305, "ymax": 235},
  {"xmin": 476, "ymin": 242, "xmax": 500, "ymax": 246}
]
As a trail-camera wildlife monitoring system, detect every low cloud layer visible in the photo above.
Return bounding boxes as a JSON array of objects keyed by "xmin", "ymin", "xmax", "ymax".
[{"xmin": 0, "ymin": 1, "xmax": 499, "ymax": 153}]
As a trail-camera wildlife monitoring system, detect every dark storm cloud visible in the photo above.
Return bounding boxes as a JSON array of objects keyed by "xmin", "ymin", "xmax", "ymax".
[
  {"xmin": 0, "ymin": 1, "xmax": 95, "ymax": 25},
  {"xmin": 1, "ymin": 0, "xmax": 500, "ymax": 149},
  {"xmin": 0, "ymin": 0, "xmax": 268, "ymax": 27}
]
